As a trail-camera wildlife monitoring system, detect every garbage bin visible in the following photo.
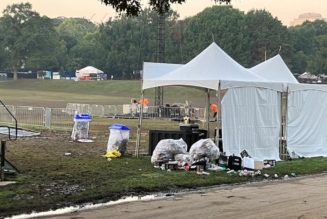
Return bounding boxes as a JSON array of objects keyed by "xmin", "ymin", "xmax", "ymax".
[
  {"xmin": 71, "ymin": 113, "xmax": 92, "ymax": 141},
  {"xmin": 107, "ymin": 123, "xmax": 130, "ymax": 155}
]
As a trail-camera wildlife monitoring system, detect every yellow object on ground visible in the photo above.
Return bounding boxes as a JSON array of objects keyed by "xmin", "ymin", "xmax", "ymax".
[{"xmin": 103, "ymin": 149, "xmax": 121, "ymax": 158}]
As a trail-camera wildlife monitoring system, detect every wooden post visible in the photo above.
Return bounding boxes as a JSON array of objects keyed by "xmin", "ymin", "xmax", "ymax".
[
  {"xmin": 0, "ymin": 140, "xmax": 6, "ymax": 181},
  {"xmin": 135, "ymin": 91, "xmax": 145, "ymax": 158}
]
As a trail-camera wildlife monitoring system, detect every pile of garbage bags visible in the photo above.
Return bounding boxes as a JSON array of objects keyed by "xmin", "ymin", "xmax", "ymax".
[
  {"xmin": 151, "ymin": 138, "xmax": 220, "ymax": 167},
  {"xmin": 151, "ymin": 139, "xmax": 277, "ymax": 176}
]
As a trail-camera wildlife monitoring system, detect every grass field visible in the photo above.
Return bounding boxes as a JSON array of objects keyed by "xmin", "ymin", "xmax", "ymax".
[
  {"xmin": 0, "ymin": 80, "xmax": 208, "ymax": 107},
  {"xmin": 1, "ymin": 79, "xmax": 327, "ymax": 217}
]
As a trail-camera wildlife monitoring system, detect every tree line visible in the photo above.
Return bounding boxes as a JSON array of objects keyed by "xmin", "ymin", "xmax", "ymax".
[{"xmin": 0, "ymin": 3, "xmax": 326, "ymax": 80}]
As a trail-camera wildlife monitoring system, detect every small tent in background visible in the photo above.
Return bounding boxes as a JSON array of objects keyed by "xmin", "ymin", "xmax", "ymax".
[{"xmin": 76, "ymin": 66, "xmax": 107, "ymax": 81}]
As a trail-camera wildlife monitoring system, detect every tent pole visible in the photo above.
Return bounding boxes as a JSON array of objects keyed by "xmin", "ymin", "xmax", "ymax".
[
  {"xmin": 135, "ymin": 90, "xmax": 144, "ymax": 158},
  {"xmin": 206, "ymin": 89, "xmax": 210, "ymax": 137},
  {"xmin": 216, "ymin": 82, "xmax": 221, "ymax": 151},
  {"xmin": 279, "ymin": 91, "xmax": 283, "ymax": 159},
  {"xmin": 284, "ymin": 86, "xmax": 289, "ymax": 159}
]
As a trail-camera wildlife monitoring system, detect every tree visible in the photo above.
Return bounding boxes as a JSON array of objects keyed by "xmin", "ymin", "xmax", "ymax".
[
  {"xmin": 100, "ymin": 0, "xmax": 231, "ymax": 16},
  {"xmin": 289, "ymin": 20, "xmax": 327, "ymax": 73},
  {"xmin": 54, "ymin": 18, "xmax": 98, "ymax": 72},
  {"xmin": 96, "ymin": 9, "xmax": 180, "ymax": 79},
  {"xmin": 181, "ymin": 6, "xmax": 248, "ymax": 65},
  {"xmin": 0, "ymin": 3, "xmax": 64, "ymax": 79},
  {"xmin": 244, "ymin": 10, "xmax": 292, "ymax": 67},
  {"xmin": 307, "ymin": 35, "xmax": 327, "ymax": 74}
]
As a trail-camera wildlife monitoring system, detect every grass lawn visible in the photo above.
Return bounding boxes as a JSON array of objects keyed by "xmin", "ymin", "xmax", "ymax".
[
  {"xmin": 0, "ymin": 80, "xmax": 208, "ymax": 107},
  {"xmin": 1, "ymin": 80, "xmax": 327, "ymax": 217}
]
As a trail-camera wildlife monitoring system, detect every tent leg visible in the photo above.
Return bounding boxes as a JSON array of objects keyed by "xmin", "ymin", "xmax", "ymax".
[
  {"xmin": 282, "ymin": 87, "xmax": 289, "ymax": 160},
  {"xmin": 216, "ymin": 82, "xmax": 221, "ymax": 151},
  {"xmin": 135, "ymin": 91, "xmax": 144, "ymax": 158},
  {"xmin": 206, "ymin": 89, "xmax": 210, "ymax": 137},
  {"xmin": 1, "ymin": 140, "xmax": 6, "ymax": 181}
]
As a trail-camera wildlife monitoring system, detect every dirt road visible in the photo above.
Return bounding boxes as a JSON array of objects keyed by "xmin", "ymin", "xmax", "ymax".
[{"xmin": 49, "ymin": 174, "xmax": 327, "ymax": 219}]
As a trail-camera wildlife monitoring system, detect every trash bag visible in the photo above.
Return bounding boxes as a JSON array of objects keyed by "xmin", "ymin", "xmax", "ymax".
[
  {"xmin": 189, "ymin": 138, "xmax": 219, "ymax": 161},
  {"xmin": 151, "ymin": 138, "xmax": 187, "ymax": 163},
  {"xmin": 103, "ymin": 149, "xmax": 122, "ymax": 158},
  {"xmin": 174, "ymin": 153, "xmax": 193, "ymax": 165},
  {"xmin": 107, "ymin": 124, "xmax": 130, "ymax": 155}
]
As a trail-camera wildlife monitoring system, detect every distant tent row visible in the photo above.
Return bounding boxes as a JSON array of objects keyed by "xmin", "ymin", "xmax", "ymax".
[{"xmin": 137, "ymin": 42, "xmax": 327, "ymax": 161}]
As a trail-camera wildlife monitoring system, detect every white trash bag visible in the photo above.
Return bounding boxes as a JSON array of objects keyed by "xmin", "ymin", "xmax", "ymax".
[
  {"xmin": 151, "ymin": 138, "xmax": 188, "ymax": 163},
  {"xmin": 174, "ymin": 153, "xmax": 193, "ymax": 165},
  {"xmin": 189, "ymin": 138, "xmax": 219, "ymax": 161}
]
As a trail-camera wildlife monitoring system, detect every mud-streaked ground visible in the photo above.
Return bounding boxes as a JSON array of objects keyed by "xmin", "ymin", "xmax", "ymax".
[{"xmin": 48, "ymin": 174, "xmax": 327, "ymax": 219}]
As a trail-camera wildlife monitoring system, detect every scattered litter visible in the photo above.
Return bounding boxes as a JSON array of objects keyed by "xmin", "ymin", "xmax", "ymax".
[
  {"xmin": 264, "ymin": 164, "xmax": 271, "ymax": 168},
  {"xmin": 240, "ymin": 149, "xmax": 251, "ymax": 158},
  {"xmin": 274, "ymin": 174, "xmax": 278, "ymax": 178},
  {"xmin": 264, "ymin": 160, "xmax": 276, "ymax": 167},
  {"xmin": 264, "ymin": 174, "xmax": 269, "ymax": 178},
  {"xmin": 64, "ymin": 152, "xmax": 72, "ymax": 156},
  {"xmin": 291, "ymin": 173, "xmax": 296, "ymax": 177},
  {"xmin": 77, "ymin": 139, "xmax": 94, "ymax": 143},
  {"xmin": 103, "ymin": 149, "xmax": 121, "ymax": 158},
  {"xmin": 227, "ymin": 170, "xmax": 236, "ymax": 175},
  {"xmin": 284, "ymin": 174, "xmax": 289, "ymax": 179},
  {"xmin": 228, "ymin": 155, "xmax": 242, "ymax": 171},
  {"xmin": 243, "ymin": 157, "xmax": 264, "ymax": 170}
]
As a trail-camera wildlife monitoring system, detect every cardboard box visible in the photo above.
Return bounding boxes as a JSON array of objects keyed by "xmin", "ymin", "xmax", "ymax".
[{"xmin": 243, "ymin": 157, "xmax": 264, "ymax": 170}]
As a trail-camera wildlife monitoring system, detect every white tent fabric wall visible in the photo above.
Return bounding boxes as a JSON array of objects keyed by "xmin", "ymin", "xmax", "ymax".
[
  {"xmin": 221, "ymin": 86, "xmax": 281, "ymax": 160},
  {"xmin": 287, "ymin": 84, "xmax": 327, "ymax": 158}
]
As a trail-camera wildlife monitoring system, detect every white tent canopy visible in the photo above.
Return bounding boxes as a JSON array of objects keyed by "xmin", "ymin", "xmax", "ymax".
[
  {"xmin": 143, "ymin": 62, "xmax": 183, "ymax": 80},
  {"xmin": 250, "ymin": 55, "xmax": 299, "ymax": 84},
  {"xmin": 142, "ymin": 42, "xmax": 268, "ymax": 91},
  {"xmin": 76, "ymin": 66, "xmax": 104, "ymax": 76}
]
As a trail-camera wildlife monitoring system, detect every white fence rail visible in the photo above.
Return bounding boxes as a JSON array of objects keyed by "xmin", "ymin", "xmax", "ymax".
[{"xmin": 0, "ymin": 103, "xmax": 206, "ymax": 130}]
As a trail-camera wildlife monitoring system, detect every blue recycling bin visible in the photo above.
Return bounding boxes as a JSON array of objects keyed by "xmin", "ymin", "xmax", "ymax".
[
  {"xmin": 71, "ymin": 113, "xmax": 92, "ymax": 141},
  {"xmin": 107, "ymin": 123, "xmax": 130, "ymax": 155}
]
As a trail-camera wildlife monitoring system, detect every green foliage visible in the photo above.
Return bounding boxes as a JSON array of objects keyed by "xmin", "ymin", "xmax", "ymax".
[
  {"xmin": 244, "ymin": 10, "xmax": 292, "ymax": 67},
  {"xmin": 0, "ymin": 3, "xmax": 64, "ymax": 79},
  {"xmin": 96, "ymin": 9, "xmax": 181, "ymax": 79},
  {"xmin": 307, "ymin": 35, "xmax": 327, "ymax": 74},
  {"xmin": 182, "ymin": 6, "xmax": 248, "ymax": 64},
  {"xmin": 0, "ymin": 2, "xmax": 326, "ymax": 79},
  {"xmin": 99, "ymin": 0, "xmax": 231, "ymax": 16},
  {"xmin": 289, "ymin": 20, "xmax": 327, "ymax": 73}
]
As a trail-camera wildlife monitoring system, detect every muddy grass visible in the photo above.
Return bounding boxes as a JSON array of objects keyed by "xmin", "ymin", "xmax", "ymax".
[{"xmin": 2, "ymin": 128, "xmax": 327, "ymax": 218}]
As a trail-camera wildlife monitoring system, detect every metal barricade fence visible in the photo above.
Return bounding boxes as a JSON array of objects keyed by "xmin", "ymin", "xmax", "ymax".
[
  {"xmin": 0, "ymin": 105, "xmax": 15, "ymax": 126},
  {"xmin": 66, "ymin": 103, "xmax": 90, "ymax": 115},
  {"xmin": 1, "ymin": 104, "xmax": 206, "ymax": 129},
  {"xmin": 89, "ymin": 104, "xmax": 105, "ymax": 117},
  {"xmin": 47, "ymin": 108, "xmax": 74, "ymax": 130},
  {"xmin": 15, "ymin": 106, "xmax": 45, "ymax": 127},
  {"xmin": 103, "ymin": 105, "xmax": 123, "ymax": 117}
]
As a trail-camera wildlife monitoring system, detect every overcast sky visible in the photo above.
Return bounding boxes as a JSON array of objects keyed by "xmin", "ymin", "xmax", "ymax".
[{"xmin": 0, "ymin": 0, "xmax": 326, "ymax": 25}]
